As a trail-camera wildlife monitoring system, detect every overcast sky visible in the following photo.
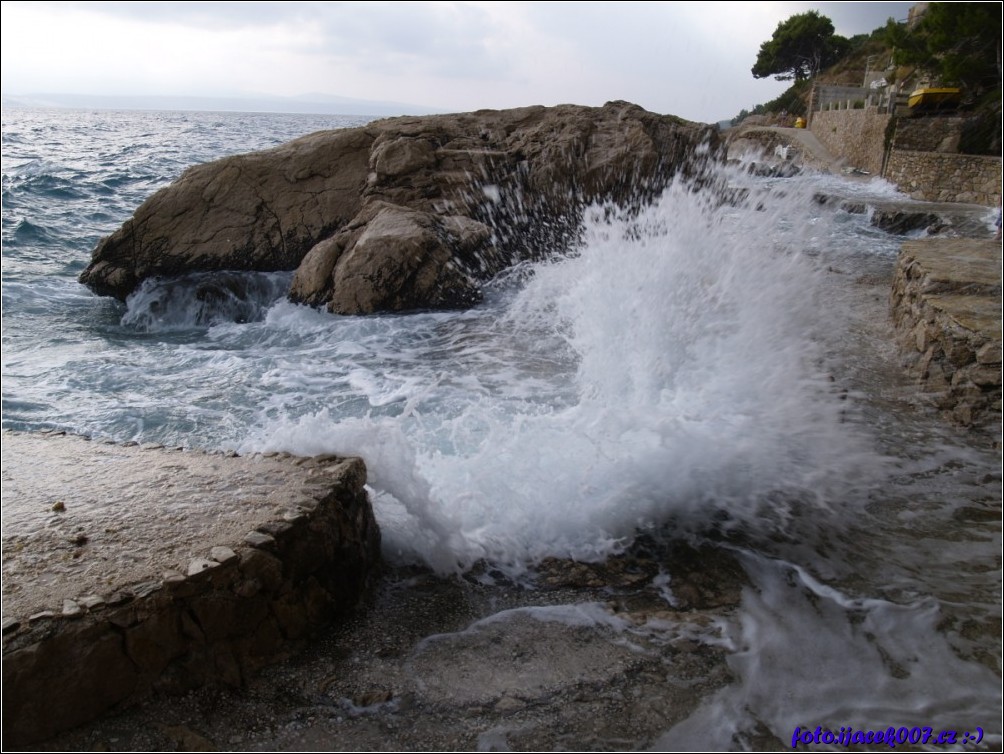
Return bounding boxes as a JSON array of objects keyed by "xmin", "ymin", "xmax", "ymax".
[{"xmin": 1, "ymin": 1, "xmax": 917, "ymax": 122}]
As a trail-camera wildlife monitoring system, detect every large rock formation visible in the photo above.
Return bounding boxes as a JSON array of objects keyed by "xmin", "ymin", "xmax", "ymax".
[{"xmin": 79, "ymin": 102, "xmax": 720, "ymax": 314}]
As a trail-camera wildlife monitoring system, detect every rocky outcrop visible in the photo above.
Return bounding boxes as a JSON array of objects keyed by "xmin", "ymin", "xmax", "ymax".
[
  {"xmin": 890, "ymin": 239, "xmax": 1002, "ymax": 427},
  {"xmin": 811, "ymin": 193, "xmax": 993, "ymax": 238},
  {"xmin": 1, "ymin": 432, "xmax": 381, "ymax": 746},
  {"xmin": 79, "ymin": 102, "xmax": 719, "ymax": 314}
]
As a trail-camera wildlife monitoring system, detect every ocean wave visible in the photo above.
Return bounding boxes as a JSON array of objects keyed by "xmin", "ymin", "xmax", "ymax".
[{"xmin": 121, "ymin": 270, "xmax": 294, "ymax": 332}]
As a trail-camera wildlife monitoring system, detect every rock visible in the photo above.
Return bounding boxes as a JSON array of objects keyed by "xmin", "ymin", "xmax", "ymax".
[
  {"xmin": 351, "ymin": 688, "xmax": 394, "ymax": 708},
  {"xmin": 210, "ymin": 546, "xmax": 238, "ymax": 565},
  {"xmin": 977, "ymin": 341, "xmax": 1002, "ymax": 365},
  {"xmin": 871, "ymin": 209, "xmax": 942, "ymax": 235},
  {"xmin": 890, "ymin": 238, "xmax": 1001, "ymax": 428},
  {"xmin": 80, "ymin": 102, "xmax": 719, "ymax": 314},
  {"xmin": 162, "ymin": 570, "xmax": 186, "ymax": 585},
  {"xmin": 243, "ymin": 531, "xmax": 276, "ymax": 549},
  {"xmin": 159, "ymin": 724, "xmax": 218, "ymax": 752},
  {"xmin": 187, "ymin": 558, "xmax": 220, "ymax": 577},
  {"xmin": 79, "ymin": 594, "xmax": 105, "ymax": 610},
  {"xmin": 79, "ymin": 127, "xmax": 375, "ymax": 300},
  {"xmin": 295, "ymin": 202, "xmax": 484, "ymax": 313}
]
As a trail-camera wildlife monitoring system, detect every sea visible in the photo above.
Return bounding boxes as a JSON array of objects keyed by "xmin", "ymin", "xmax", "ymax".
[{"xmin": 1, "ymin": 106, "xmax": 1000, "ymax": 749}]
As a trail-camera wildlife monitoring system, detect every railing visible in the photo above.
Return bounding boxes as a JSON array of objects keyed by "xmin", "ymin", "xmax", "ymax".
[{"xmin": 810, "ymin": 84, "xmax": 893, "ymax": 113}]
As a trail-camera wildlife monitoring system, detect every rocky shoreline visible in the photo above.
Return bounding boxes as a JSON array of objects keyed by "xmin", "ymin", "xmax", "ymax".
[
  {"xmin": 4, "ymin": 103, "xmax": 1000, "ymax": 748},
  {"xmin": 3, "ymin": 432, "xmax": 766, "ymax": 751}
]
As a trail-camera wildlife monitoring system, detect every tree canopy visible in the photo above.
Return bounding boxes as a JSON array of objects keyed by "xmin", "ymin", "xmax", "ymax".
[
  {"xmin": 752, "ymin": 11, "xmax": 850, "ymax": 82},
  {"xmin": 884, "ymin": 2, "xmax": 1002, "ymax": 97}
]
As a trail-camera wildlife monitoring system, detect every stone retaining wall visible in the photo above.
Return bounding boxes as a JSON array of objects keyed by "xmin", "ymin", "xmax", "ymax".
[
  {"xmin": 892, "ymin": 115, "xmax": 970, "ymax": 153},
  {"xmin": 890, "ymin": 239, "xmax": 1002, "ymax": 427},
  {"xmin": 885, "ymin": 150, "xmax": 1002, "ymax": 205},
  {"xmin": 809, "ymin": 107, "xmax": 891, "ymax": 175},
  {"xmin": 2, "ymin": 449, "xmax": 381, "ymax": 746}
]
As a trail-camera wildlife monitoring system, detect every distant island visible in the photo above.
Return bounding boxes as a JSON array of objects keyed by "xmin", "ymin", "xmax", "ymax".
[{"xmin": 0, "ymin": 91, "xmax": 445, "ymax": 117}]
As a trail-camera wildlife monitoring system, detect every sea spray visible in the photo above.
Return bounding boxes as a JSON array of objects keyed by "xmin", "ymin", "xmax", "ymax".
[
  {"xmin": 246, "ymin": 167, "xmax": 883, "ymax": 574},
  {"xmin": 121, "ymin": 270, "xmax": 292, "ymax": 332},
  {"xmin": 5, "ymin": 108, "xmax": 998, "ymax": 749}
]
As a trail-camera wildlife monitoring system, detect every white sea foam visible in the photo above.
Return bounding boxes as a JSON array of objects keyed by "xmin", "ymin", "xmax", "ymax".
[
  {"xmin": 243, "ymin": 171, "xmax": 883, "ymax": 574},
  {"xmin": 4, "ymin": 108, "xmax": 998, "ymax": 748},
  {"xmin": 656, "ymin": 550, "xmax": 1002, "ymax": 749}
]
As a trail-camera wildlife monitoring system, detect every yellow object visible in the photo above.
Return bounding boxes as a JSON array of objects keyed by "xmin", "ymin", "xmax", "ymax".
[
  {"xmin": 794, "ymin": 117, "xmax": 806, "ymax": 128},
  {"xmin": 908, "ymin": 87, "xmax": 961, "ymax": 109}
]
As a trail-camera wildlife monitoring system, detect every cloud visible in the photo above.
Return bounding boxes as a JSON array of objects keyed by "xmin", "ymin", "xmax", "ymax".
[{"xmin": 1, "ymin": 1, "xmax": 916, "ymax": 122}]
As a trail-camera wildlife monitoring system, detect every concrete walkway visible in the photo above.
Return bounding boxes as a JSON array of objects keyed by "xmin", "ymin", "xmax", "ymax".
[
  {"xmin": 1, "ymin": 432, "xmax": 326, "ymax": 622},
  {"xmin": 729, "ymin": 125, "xmax": 845, "ymax": 172},
  {"xmin": 2, "ymin": 430, "xmax": 380, "ymax": 746}
]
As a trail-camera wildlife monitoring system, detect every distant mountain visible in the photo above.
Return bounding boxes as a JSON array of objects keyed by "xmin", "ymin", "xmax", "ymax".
[{"xmin": 1, "ymin": 92, "xmax": 446, "ymax": 117}]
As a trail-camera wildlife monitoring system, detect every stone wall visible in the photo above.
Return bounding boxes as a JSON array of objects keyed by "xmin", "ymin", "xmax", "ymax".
[
  {"xmin": 807, "ymin": 109, "xmax": 1002, "ymax": 204},
  {"xmin": 884, "ymin": 150, "xmax": 1002, "ymax": 205},
  {"xmin": 2, "ymin": 452, "xmax": 381, "ymax": 746},
  {"xmin": 892, "ymin": 115, "xmax": 969, "ymax": 152},
  {"xmin": 890, "ymin": 238, "xmax": 1001, "ymax": 428},
  {"xmin": 809, "ymin": 107, "xmax": 891, "ymax": 175}
]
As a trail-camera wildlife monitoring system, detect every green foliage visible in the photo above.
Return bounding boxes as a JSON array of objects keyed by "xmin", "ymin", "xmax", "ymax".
[
  {"xmin": 846, "ymin": 33, "xmax": 871, "ymax": 50},
  {"xmin": 729, "ymin": 80, "xmax": 809, "ymax": 126},
  {"xmin": 884, "ymin": 3, "xmax": 1002, "ymax": 96},
  {"xmin": 958, "ymin": 90, "xmax": 1002, "ymax": 155},
  {"xmin": 730, "ymin": 108, "xmax": 752, "ymax": 127},
  {"xmin": 764, "ymin": 81, "xmax": 809, "ymax": 115},
  {"xmin": 752, "ymin": 11, "xmax": 851, "ymax": 82}
]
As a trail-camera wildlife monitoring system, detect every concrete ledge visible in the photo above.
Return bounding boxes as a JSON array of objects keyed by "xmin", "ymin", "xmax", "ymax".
[
  {"xmin": 1, "ymin": 431, "xmax": 381, "ymax": 746},
  {"xmin": 891, "ymin": 239, "xmax": 1002, "ymax": 426}
]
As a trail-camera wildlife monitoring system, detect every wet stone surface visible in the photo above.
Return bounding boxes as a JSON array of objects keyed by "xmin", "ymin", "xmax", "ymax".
[
  {"xmin": 1, "ymin": 430, "xmax": 380, "ymax": 746},
  {"xmin": 1, "ymin": 431, "xmax": 349, "ymax": 620},
  {"xmin": 27, "ymin": 540, "xmax": 758, "ymax": 752}
]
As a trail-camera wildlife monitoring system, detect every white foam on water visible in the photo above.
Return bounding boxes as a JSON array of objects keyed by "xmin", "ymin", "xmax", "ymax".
[
  {"xmin": 245, "ymin": 170, "xmax": 883, "ymax": 574},
  {"xmin": 655, "ymin": 550, "xmax": 1002, "ymax": 750},
  {"xmin": 121, "ymin": 271, "xmax": 291, "ymax": 332}
]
